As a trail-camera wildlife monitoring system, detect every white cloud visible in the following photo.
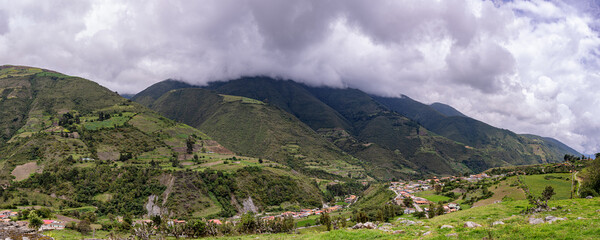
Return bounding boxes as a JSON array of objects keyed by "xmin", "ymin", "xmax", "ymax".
[{"xmin": 0, "ymin": 0, "xmax": 599, "ymax": 153}]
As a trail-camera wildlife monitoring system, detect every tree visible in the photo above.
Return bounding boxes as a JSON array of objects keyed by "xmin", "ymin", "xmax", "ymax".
[
  {"xmin": 239, "ymin": 213, "xmax": 257, "ymax": 233},
  {"xmin": 77, "ymin": 220, "xmax": 92, "ymax": 235},
  {"xmin": 186, "ymin": 137, "xmax": 195, "ymax": 154},
  {"xmin": 403, "ymin": 197, "xmax": 413, "ymax": 207},
  {"xmin": 434, "ymin": 184, "xmax": 442, "ymax": 194},
  {"xmin": 541, "ymin": 186, "xmax": 556, "ymax": 206},
  {"xmin": 319, "ymin": 212, "xmax": 331, "ymax": 231},
  {"xmin": 152, "ymin": 215, "xmax": 162, "ymax": 227},
  {"xmin": 355, "ymin": 211, "xmax": 368, "ymax": 223},
  {"xmin": 29, "ymin": 213, "xmax": 43, "ymax": 230}
]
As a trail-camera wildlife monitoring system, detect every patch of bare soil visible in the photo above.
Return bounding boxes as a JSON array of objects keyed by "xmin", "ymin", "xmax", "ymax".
[{"xmin": 11, "ymin": 162, "xmax": 39, "ymax": 181}]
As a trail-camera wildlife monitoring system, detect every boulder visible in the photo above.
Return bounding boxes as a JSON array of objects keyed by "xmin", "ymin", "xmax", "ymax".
[
  {"xmin": 363, "ymin": 222, "xmax": 377, "ymax": 229},
  {"xmin": 392, "ymin": 230, "xmax": 405, "ymax": 234},
  {"xmin": 423, "ymin": 231, "xmax": 432, "ymax": 236},
  {"xmin": 529, "ymin": 218, "xmax": 544, "ymax": 225},
  {"xmin": 446, "ymin": 233, "xmax": 458, "ymax": 237},
  {"xmin": 545, "ymin": 216, "xmax": 566, "ymax": 223},
  {"xmin": 492, "ymin": 221, "xmax": 504, "ymax": 226},
  {"xmin": 351, "ymin": 223, "xmax": 363, "ymax": 229},
  {"xmin": 463, "ymin": 221, "xmax": 482, "ymax": 228},
  {"xmin": 399, "ymin": 220, "xmax": 416, "ymax": 225},
  {"xmin": 586, "ymin": 196, "xmax": 593, "ymax": 199},
  {"xmin": 577, "ymin": 217, "xmax": 586, "ymax": 220},
  {"xmin": 441, "ymin": 225, "xmax": 454, "ymax": 229}
]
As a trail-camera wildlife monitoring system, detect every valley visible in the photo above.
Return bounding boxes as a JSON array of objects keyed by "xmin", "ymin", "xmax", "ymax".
[{"xmin": 0, "ymin": 66, "xmax": 596, "ymax": 239}]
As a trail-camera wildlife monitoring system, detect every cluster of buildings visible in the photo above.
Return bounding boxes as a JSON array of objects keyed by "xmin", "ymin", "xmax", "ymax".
[
  {"xmin": 261, "ymin": 204, "xmax": 347, "ymax": 221},
  {"xmin": 40, "ymin": 219, "xmax": 65, "ymax": 230},
  {"xmin": 0, "ymin": 210, "xmax": 18, "ymax": 222},
  {"xmin": 0, "ymin": 210, "xmax": 67, "ymax": 231},
  {"xmin": 389, "ymin": 176, "xmax": 481, "ymax": 215}
]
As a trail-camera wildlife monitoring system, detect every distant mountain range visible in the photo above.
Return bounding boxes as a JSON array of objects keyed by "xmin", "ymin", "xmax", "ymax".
[{"xmin": 133, "ymin": 77, "xmax": 580, "ymax": 179}]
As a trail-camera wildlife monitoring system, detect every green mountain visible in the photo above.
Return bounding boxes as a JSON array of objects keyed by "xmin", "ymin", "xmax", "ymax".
[
  {"xmin": 372, "ymin": 95, "xmax": 580, "ymax": 163},
  {"xmin": 0, "ymin": 66, "xmax": 326, "ymax": 218},
  {"xmin": 135, "ymin": 77, "xmax": 581, "ymax": 178},
  {"xmin": 147, "ymin": 87, "xmax": 368, "ymax": 180},
  {"xmin": 430, "ymin": 102, "xmax": 467, "ymax": 117}
]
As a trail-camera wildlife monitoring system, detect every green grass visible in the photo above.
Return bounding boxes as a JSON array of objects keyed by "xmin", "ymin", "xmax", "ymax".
[
  {"xmin": 45, "ymin": 228, "xmax": 118, "ymax": 240},
  {"xmin": 61, "ymin": 206, "xmax": 97, "ymax": 213},
  {"xmin": 93, "ymin": 193, "xmax": 112, "ymax": 203},
  {"xmin": 82, "ymin": 112, "xmax": 135, "ymax": 131},
  {"xmin": 414, "ymin": 190, "xmax": 451, "ymax": 203},
  {"xmin": 473, "ymin": 176, "xmax": 526, "ymax": 207},
  {"xmin": 220, "ymin": 94, "xmax": 265, "ymax": 104},
  {"xmin": 296, "ymin": 215, "xmax": 320, "ymax": 227},
  {"xmin": 521, "ymin": 173, "xmax": 572, "ymax": 200}
]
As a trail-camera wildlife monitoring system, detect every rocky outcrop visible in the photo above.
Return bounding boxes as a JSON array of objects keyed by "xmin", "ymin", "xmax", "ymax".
[
  {"xmin": 492, "ymin": 221, "xmax": 505, "ymax": 226},
  {"xmin": 241, "ymin": 197, "xmax": 258, "ymax": 214},
  {"xmin": 145, "ymin": 195, "xmax": 162, "ymax": 217},
  {"xmin": 528, "ymin": 218, "xmax": 544, "ymax": 225},
  {"xmin": 352, "ymin": 222, "xmax": 377, "ymax": 229},
  {"xmin": 463, "ymin": 221, "xmax": 482, "ymax": 228}
]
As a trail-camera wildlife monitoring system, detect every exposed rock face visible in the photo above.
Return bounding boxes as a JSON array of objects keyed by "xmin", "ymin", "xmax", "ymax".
[
  {"xmin": 463, "ymin": 221, "xmax": 482, "ymax": 228},
  {"xmin": 241, "ymin": 197, "xmax": 258, "ymax": 214},
  {"xmin": 145, "ymin": 195, "xmax": 162, "ymax": 217}
]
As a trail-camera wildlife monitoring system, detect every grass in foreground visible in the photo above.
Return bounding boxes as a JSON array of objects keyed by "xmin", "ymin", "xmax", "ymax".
[{"xmin": 204, "ymin": 198, "xmax": 600, "ymax": 240}]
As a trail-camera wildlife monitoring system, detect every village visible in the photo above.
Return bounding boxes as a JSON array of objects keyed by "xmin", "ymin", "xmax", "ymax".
[
  {"xmin": 390, "ymin": 173, "xmax": 499, "ymax": 216},
  {"xmin": 0, "ymin": 173, "xmax": 503, "ymax": 234}
]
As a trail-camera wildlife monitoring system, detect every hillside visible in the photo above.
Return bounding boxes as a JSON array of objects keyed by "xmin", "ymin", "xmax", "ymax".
[
  {"xmin": 0, "ymin": 66, "xmax": 327, "ymax": 219},
  {"xmin": 148, "ymin": 88, "xmax": 368, "ymax": 180},
  {"xmin": 372, "ymin": 95, "xmax": 580, "ymax": 164},
  {"xmin": 133, "ymin": 77, "xmax": 581, "ymax": 179},
  {"xmin": 135, "ymin": 78, "xmax": 553, "ymax": 179}
]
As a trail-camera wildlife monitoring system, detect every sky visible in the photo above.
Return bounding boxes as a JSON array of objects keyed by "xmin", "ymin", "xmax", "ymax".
[{"xmin": 0, "ymin": 0, "xmax": 599, "ymax": 154}]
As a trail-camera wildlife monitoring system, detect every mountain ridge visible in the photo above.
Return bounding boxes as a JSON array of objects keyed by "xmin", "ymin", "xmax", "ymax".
[{"xmin": 133, "ymin": 76, "xmax": 580, "ymax": 179}]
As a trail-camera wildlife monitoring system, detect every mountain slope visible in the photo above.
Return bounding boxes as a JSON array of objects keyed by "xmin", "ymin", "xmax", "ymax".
[
  {"xmin": 430, "ymin": 102, "xmax": 467, "ymax": 117},
  {"xmin": 372, "ymin": 95, "xmax": 580, "ymax": 163},
  {"xmin": 0, "ymin": 66, "xmax": 326, "ymax": 218},
  {"xmin": 148, "ymin": 88, "xmax": 368, "ymax": 180},
  {"xmin": 130, "ymin": 79, "xmax": 196, "ymax": 107},
  {"xmin": 136, "ymin": 78, "xmax": 477, "ymax": 178},
  {"xmin": 134, "ymin": 77, "xmax": 580, "ymax": 178},
  {"xmin": 207, "ymin": 77, "xmax": 353, "ymax": 132}
]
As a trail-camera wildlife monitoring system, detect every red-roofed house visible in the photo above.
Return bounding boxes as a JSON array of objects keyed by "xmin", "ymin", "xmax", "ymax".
[{"xmin": 208, "ymin": 219, "xmax": 222, "ymax": 225}]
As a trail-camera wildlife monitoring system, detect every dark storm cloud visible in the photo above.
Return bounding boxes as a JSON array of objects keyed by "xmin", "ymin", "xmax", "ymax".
[{"xmin": 0, "ymin": 0, "xmax": 599, "ymax": 153}]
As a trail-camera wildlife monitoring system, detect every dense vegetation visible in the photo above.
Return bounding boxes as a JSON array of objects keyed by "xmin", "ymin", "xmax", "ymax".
[
  {"xmin": 141, "ymin": 87, "xmax": 367, "ymax": 181},
  {"xmin": 134, "ymin": 77, "xmax": 579, "ymax": 180},
  {"xmin": 0, "ymin": 66, "xmax": 330, "ymax": 221}
]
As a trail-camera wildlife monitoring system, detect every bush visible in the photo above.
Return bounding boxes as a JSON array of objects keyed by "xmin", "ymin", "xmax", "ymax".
[{"xmin": 77, "ymin": 220, "xmax": 92, "ymax": 235}]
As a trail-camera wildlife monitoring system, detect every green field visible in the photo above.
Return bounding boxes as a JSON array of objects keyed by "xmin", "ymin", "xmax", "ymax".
[
  {"xmin": 200, "ymin": 198, "xmax": 600, "ymax": 239},
  {"xmin": 473, "ymin": 176, "xmax": 526, "ymax": 207},
  {"xmin": 414, "ymin": 190, "xmax": 451, "ymax": 203},
  {"xmin": 521, "ymin": 173, "xmax": 573, "ymax": 200}
]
